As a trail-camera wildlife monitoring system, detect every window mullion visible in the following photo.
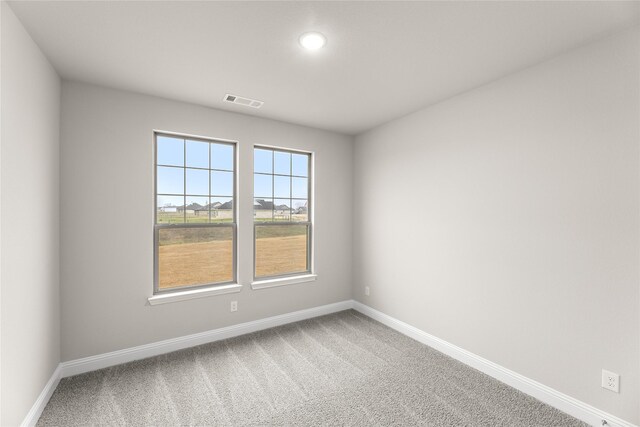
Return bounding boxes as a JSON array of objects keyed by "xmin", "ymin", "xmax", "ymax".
[
  {"xmin": 183, "ymin": 138, "xmax": 186, "ymax": 223},
  {"xmin": 271, "ymin": 150, "xmax": 275, "ymax": 221},
  {"xmin": 208, "ymin": 141, "xmax": 211, "ymax": 223}
]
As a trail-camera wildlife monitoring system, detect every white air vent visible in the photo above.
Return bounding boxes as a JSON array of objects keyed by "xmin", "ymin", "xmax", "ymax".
[{"xmin": 224, "ymin": 94, "xmax": 264, "ymax": 109}]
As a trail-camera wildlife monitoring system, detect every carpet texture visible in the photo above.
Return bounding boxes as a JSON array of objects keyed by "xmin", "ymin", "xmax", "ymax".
[{"xmin": 38, "ymin": 310, "xmax": 586, "ymax": 426}]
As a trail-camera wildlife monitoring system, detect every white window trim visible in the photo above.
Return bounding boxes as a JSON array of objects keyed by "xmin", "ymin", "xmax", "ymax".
[
  {"xmin": 153, "ymin": 131, "xmax": 238, "ymax": 296},
  {"xmin": 148, "ymin": 283, "xmax": 242, "ymax": 306},
  {"xmin": 251, "ymin": 274, "xmax": 317, "ymax": 290},
  {"xmin": 253, "ymin": 145, "xmax": 314, "ymax": 282}
]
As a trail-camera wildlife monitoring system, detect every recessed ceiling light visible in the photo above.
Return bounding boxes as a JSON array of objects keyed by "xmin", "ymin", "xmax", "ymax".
[{"xmin": 299, "ymin": 32, "xmax": 326, "ymax": 50}]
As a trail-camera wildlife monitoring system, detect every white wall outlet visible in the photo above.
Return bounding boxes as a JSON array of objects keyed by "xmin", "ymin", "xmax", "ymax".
[
  {"xmin": 364, "ymin": 286, "xmax": 370, "ymax": 296},
  {"xmin": 601, "ymin": 369, "xmax": 619, "ymax": 393},
  {"xmin": 230, "ymin": 301, "xmax": 238, "ymax": 312}
]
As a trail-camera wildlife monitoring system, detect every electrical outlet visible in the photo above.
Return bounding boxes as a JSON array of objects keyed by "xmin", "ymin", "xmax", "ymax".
[
  {"xmin": 364, "ymin": 286, "xmax": 370, "ymax": 296},
  {"xmin": 230, "ymin": 301, "xmax": 238, "ymax": 312},
  {"xmin": 602, "ymin": 369, "xmax": 619, "ymax": 393}
]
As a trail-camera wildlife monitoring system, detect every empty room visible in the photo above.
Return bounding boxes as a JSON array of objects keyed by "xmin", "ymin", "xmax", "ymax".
[{"xmin": 1, "ymin": 1, "xmax": 639, "ymax": 426}]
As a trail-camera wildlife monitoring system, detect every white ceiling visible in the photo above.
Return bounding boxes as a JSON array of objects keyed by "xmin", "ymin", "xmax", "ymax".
[{"xmin": 9, "ymin": 1, "xmax": 639, "ymax": 135}]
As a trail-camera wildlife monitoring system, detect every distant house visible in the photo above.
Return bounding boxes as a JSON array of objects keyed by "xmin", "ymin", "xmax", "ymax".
[
  {"xmin": 217, "ymin": 201, "xmax": 233, "ymax": 210},
  {"xmin": 254, "ymin": 199, "xmax": 274, "ymax": 210},
  {"xmin": 193, "ymin": 202, "xmax": 221, "ymax": 214},
  {"xmin": 274, "ymin": 203, "xmax": 290, "ymax": 220},
  {"xmin": 182, "ymin": 202, "xmax": 205, "ymax": 216},
  {"xmin": 176, "ymin": 205, "xmax": 195, "ymax": 214},
  {"xmin": 254, "ymin": 199, "xmax": 274, "ymax": 219},
  {"xmin": 159, "ymin": 205, "xmax": 178, "ymax": 213},
  {"xmin": 293, "ymin": 200, "xmax": 308, "ymax": 214},
  {"xmin": 206, "ymin": 200, "xmax": 232, "ymax": 219}
]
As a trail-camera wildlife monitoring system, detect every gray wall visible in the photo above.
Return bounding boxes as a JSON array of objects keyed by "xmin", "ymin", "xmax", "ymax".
[
  {"xmin": 0, "ymin": 2, "xmax": 61, "ymax": 425},
  {"xmin": 353, "ymin": 28, "xmax": 639, "ymax": 424},
  {"xmin": 60, "ymin": 82, "xmax": 353, "ymax": 361}
]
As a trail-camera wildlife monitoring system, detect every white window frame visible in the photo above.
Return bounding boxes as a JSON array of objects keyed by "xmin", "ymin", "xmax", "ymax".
[
  {"xmin": 153, "ymin": 131, "xmax": 238, "ymax": 296},
  {"xmin": 252, "ymin": 145, "xmax": 314, "ymax": 284}
]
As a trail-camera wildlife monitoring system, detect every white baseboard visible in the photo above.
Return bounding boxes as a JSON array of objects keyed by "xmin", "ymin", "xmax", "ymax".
[
  {"xmin": 60, "ymin": 300, "xmax": 353, "ymax": 378},
  {"xmin": 352, "ymin": 301, "xmax": 637, "ymax": 427},
  {"xmin": 20, "ymin": 364, "xmax": 62, "ymax": 427},
  {"xmin": 25, "ymin": 299, "xmax": 636, "ymax": 427}
]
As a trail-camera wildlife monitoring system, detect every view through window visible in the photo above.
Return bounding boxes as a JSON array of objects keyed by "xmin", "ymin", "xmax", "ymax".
[
  {"xmin": 154, "ymin": 133, "xmax": 236, "ymax": 292},
  {"xmin": 254, "ymin": 147, "xmax": 311, "ymax": 278}
]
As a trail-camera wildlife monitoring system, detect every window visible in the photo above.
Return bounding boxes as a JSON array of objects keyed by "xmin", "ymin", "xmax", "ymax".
[
  {"xmin": 253, "ymin": 147, "xmax": 312, "ymax": 279},
  {"xmin": 154, "ymin": 132, "xmax": 236, "ymax": 293}
]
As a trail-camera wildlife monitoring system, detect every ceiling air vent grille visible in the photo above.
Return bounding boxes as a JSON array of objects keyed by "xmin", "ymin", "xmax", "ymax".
[{"xmin": 224, "ymin": 94, "xmax": 264, "ymax": 109}]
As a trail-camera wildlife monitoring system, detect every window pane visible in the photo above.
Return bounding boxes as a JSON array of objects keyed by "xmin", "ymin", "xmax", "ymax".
[
  {"xmin": 292, "ymin": 153, "xmax": 308, "ymax": 177},
  {"xmin": 292, "ymin": 177, "xmax": 308, "ymax": 199},
  {"xmin": 254, "ymin": 174, "xmax": 272, "ymax": 198},
  {"xmin": 186, "ymin": 168, "xmax": 208, "ymax": 195},
  {"xmin": 254, "ymin": 198, "xmax": 273, "ymax": 221},
  {"xmin": 211, "ymin": 171, "xmax": 233, "ymax": 196},
  {"xmin": 211, "ymin": 143, "xmax": 234, "ymax": 171},
  {"xmin": 255, "ymin": 224, "xmax": 308, "ymax": 278},
  {"xmin": 158, "ymin": 226, "xmax": 233, "ymax": 290},
  {"xmin": 157, "ymin": 166, "xmax": 184, "ymax": 194},
  {"xmin": 186, "ymin": 140, "xmax": 209, "ymax": 168},
  {"xmin": 274, "ymin": 175, "xmax": 290, "ymax": 198},
  {"xmin": 157, "ymin": 195, "xmax": 184, "ymax": 224},
  {"xmin": 292, "ymin": 199, "xmax": 308, "ymax": 222},
  {"xmin": 254, "ymin": 148, "xmax": 272, "ymax": 174},
  {"xmin": 211, "ymin": 197, "xmax": 233, "ymax": 223},
  {"xmin": 186, "ymin": 196, "xmax": 209, "ymax": 223},
  {"xmin": 274, "ymin": 199, "xmax": 291, "ymax": 221},
  {"xmin": 274, "ymin": 151, "xmax": 291, "ymax": 175},
  {"xmin": 157, "ymin": 136, "xmax": 184, "ymax": 166}
]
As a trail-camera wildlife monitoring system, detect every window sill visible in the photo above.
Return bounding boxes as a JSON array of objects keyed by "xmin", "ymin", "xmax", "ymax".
[
  {"xmin": 148, "ymin": 283, "xmax": 242, "ymax": 306},
  {"xmin": 251, "ymin": 274, "xmax": 317, "ymax": 290}
]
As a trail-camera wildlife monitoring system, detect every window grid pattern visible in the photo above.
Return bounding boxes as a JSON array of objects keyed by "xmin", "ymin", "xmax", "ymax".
[
  {"xmin": 253, "ymin": 148, "xmax": 309, "ymax": 223},
  {"xmin": 154, "ymin": 132, "xmax": 236, "ymax": 294},
  {"xmin": 253, "ymin": 147, "xmax": 312, "ymax": 280},
  {"xmin": 156, "ymin": 137, "xmax": 234, "ymax": 224}
]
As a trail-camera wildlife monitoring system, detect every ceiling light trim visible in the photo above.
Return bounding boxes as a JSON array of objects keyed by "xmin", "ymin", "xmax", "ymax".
[{"xmin": 299, "ymin": 32, "xmax": 327, "ymax": 50}]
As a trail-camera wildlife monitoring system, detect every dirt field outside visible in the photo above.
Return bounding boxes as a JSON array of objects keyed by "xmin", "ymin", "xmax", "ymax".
[
  {"xmin": 159, "ymin": 233, "xmax": 307, "ymax": 289},
  {"xmin": 255, "ymin": 234, "xmax": 308, "ymax": 278}
]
